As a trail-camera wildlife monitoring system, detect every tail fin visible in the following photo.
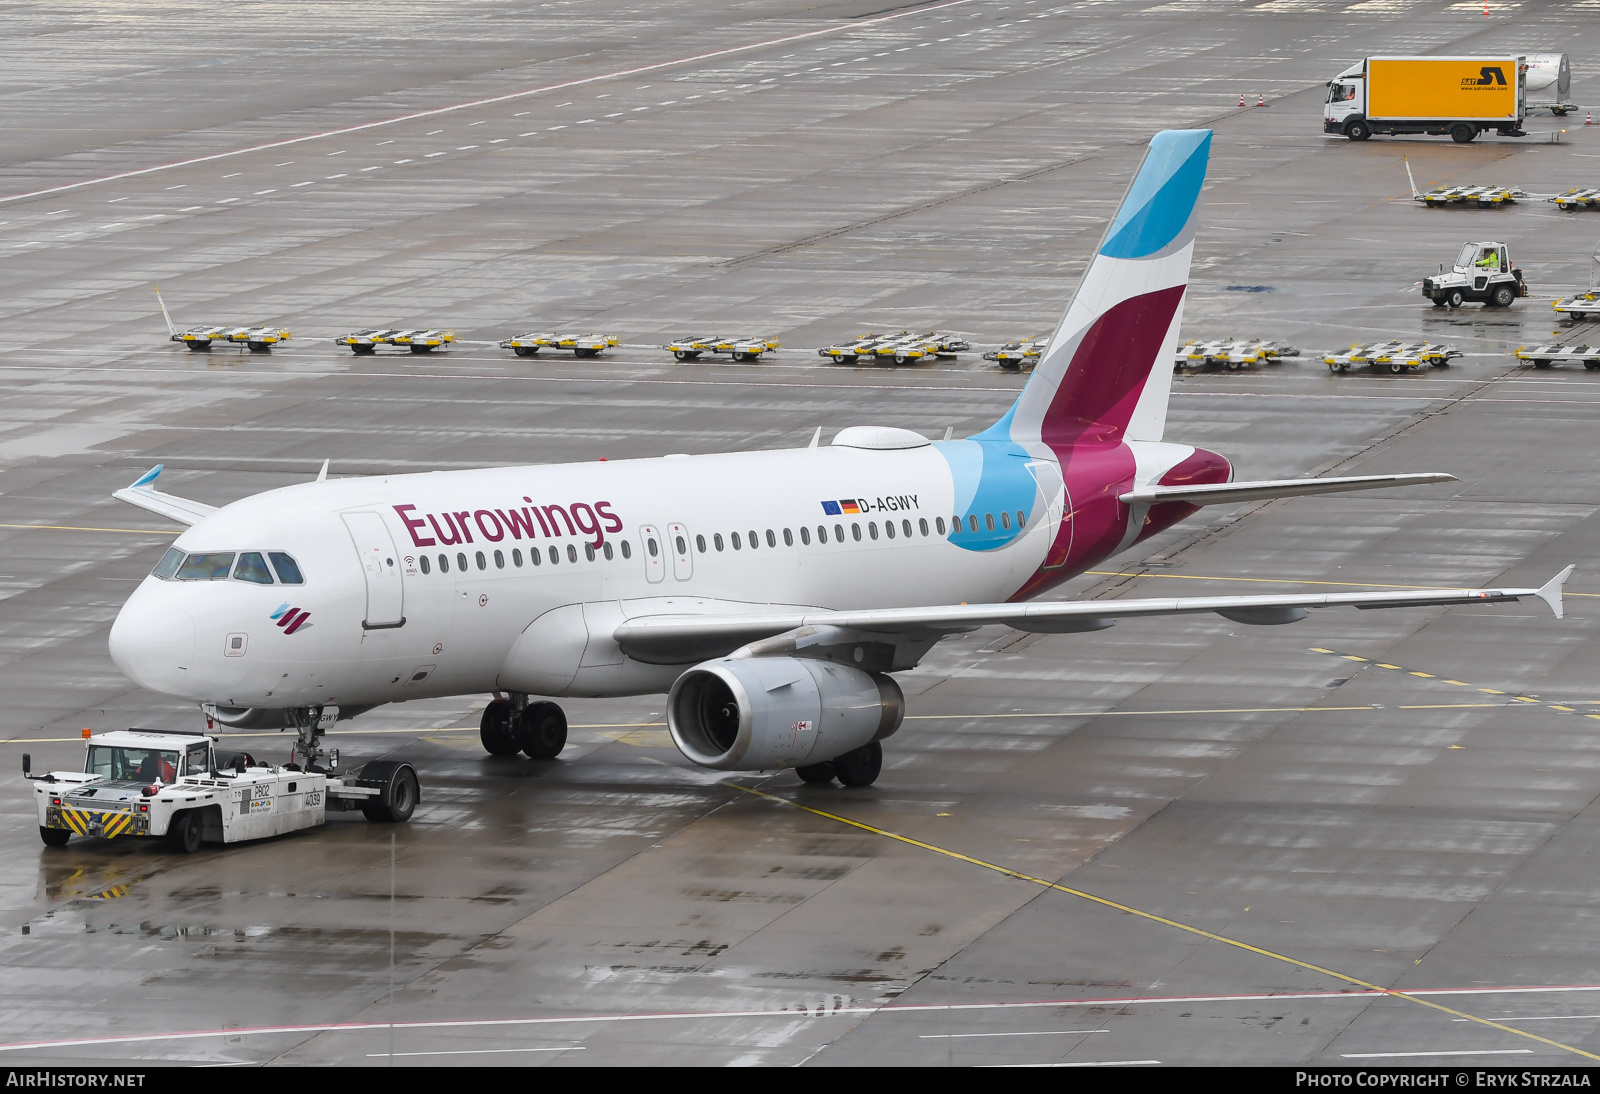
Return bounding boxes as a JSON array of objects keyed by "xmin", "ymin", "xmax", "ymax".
[{"xmin": 997, "ymin": 130, "xmax": 1211, "ymax": 448}]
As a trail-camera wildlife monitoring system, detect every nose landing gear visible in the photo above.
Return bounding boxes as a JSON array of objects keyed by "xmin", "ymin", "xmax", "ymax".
[{"xmin": 480, "ymin": 694, "xmax": 568, "ymax": 760}]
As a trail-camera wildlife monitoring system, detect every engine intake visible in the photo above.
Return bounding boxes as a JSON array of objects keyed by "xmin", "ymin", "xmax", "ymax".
[{"xmin": 668, "ymin": 657, "xmax": 903, "ymax": 771}]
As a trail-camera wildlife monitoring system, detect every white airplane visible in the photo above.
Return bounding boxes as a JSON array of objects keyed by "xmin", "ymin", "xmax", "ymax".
[{"xmin": 107, "ymin": 129, "xmax": 1570, "ymax": 788}]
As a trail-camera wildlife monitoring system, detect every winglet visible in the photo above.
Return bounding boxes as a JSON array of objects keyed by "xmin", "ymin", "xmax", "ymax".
[
  {"xmin": 807, "ymin": 427, "xmax": 821, "ymax": 450},
  {"xmin": 153, "ymin": 286, "xmax": 177, "ymax": 338},
  {"xmin": 1404, "ymin": 157, "xmax": 1420, "ymax": 201},
  {"xmin": 1534, "ymin": 564, "xmax": 1575, "ymax": 620},
  {"xmin": 131, "ymin": 464, "xmax": 163, "ymax": 489},
  {"xmin": 316, "ymin": 459, "xmax": 330, "ymax": 482}
]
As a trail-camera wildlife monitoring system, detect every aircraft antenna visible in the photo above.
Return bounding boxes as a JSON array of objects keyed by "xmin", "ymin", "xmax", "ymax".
[
  {"xmin": 316, "ymin": 459, "xmax": 330, "ymax": 482},
  {"xmin": 808, "ymin": 426, "xmax": 821, "ymax": 449},
  {"xmin": 153, "ymin": 285, "xmax": 177, "ymax": 337}
]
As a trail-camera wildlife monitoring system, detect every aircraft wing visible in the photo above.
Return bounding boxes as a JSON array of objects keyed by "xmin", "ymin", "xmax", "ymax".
[
  {"xmin": 613, "ymin": 567, "xmax": 1573, "ymax": 665},
  {"xmin": 112, "ymin": 465, "xmax": 217, "ymax": 527},
  {"xmin": 1119, "ymin": 472, "xmax": 1455, "ymax": 508}
]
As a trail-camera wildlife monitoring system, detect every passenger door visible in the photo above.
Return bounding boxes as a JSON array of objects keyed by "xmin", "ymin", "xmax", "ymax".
[{"xmin": 342, "ymin": 512, "xmax": 405, "ymax": 628}]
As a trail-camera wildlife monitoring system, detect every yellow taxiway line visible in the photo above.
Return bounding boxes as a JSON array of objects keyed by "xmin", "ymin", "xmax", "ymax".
[{"xmin": 732, "ymin": 783, "xmax": 1600, "ymax": 1062}]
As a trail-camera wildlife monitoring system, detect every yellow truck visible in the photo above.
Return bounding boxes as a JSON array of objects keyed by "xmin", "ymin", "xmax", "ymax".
[{"xmin": 1324, "ymin": 56, "xmax": 1527, "ymax": 144}]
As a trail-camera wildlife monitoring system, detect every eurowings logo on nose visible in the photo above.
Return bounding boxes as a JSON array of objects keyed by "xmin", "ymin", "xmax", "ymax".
[{"xmin": 270, "ymin": 603, "xmax": 312, "ymax": 634}]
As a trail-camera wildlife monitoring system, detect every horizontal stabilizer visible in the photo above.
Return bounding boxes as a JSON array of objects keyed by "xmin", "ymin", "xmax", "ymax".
[
  {"xmin": 112, "ymin": 465, "xmax": 217, "ymax": 527},
  {"xmin": 1119, "ymin": 472, "xmax": 1455, "ymax": 508},
  {"xmin": 614, "ymin": 570, "xmax": 1567, "ymax": 664}
]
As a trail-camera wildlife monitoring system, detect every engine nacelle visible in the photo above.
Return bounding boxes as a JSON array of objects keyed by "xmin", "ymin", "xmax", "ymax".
[{"xmin": 667, "ymin": 657, "xmax": 904, "ymax": 771}]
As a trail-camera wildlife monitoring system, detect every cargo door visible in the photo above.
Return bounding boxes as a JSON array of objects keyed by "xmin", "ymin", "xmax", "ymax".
[{"xmin": 342, "ymin": 512, "xmax": 405, "ymax": 628}]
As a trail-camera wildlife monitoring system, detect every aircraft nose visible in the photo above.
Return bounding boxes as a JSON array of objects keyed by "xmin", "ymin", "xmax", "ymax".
[{"xmin": 109, "ymin": 590, "xmax": 196, "ymax": 696}]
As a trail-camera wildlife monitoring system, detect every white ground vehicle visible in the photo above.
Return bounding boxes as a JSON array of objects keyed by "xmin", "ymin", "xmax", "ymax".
[
  {"xmin": 25, "ymin": 730, "xmax": 418, "ymax": 852},
  {"xmin": 1421, "ymin": 242, "xmax": 1526, "ymax": 308}
]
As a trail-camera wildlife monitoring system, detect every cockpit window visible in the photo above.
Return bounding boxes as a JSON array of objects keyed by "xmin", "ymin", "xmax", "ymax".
[
  {"xmin": 233, "ymin": 552, "xmax": 274, "ymax": 584},
  {"xmin": 175, "ymin": 552, "xmax": 235, "ymax": 581},
  {"xmin": 152, "ymin": 547, "xmax": 184, "ymax": 580},
  {"xmin": 1456, "ymin": 244, "xmax": 1478, "ymax": 269},
  {"xmin": 268, "ymin": 552, "xmax": 304, "ymax": 585}
]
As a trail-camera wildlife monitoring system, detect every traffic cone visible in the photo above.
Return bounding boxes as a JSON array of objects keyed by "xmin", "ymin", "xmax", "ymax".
[
  {"xmin": 1482, "ymin": 1, "xmax": 1488, "ymax": 13},
  {"xmin": 1239, "ymin": 92, "xmax": 1246, "ymax": 107},
  {"xmin": 1258, "ymin": 93, "xmax": 1267, "ymax": 107},
  {"xmin": 1588, "ymin": 110, "xmax": 1594, "ymax": 126}
]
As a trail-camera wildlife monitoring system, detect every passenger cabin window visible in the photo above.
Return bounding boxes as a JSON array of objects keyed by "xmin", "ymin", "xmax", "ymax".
[
  {"xmin": 176, "ymin": 553, "xmax": 234, "ymax": 581},
  {"xmin": 732, "ymin": 532, "xmax": 742, "ymax": 550},
  {"xmin": 438, "ymin": 553, "xmax": 450, "ymax": 573},
  {"xmin": 603, "ymin": 542, "xmax": 614, "ymax": 560},
  {"xmin": 457, "ymin": 552, "xmax": 468, "ymax": 572},
  {"xmin": 420, "ymin": 555, "xmax": 431, "ymax": 574},
  {"xmin": 620, "ymin": 541, "xmax": 632, "ymax": 560},
  {"xmin": 869, "ymin": 522, "xmax": 879, "ymax": 540},
  {"xmin": 817, "ymin": 526, "xmax": 827, "ymax": 544},
  {"xmin": 936, "ymin": 517, "xmax": 946, "ymax": 535},
  {"xmin": 476, "ymin": 551, "xmax": 487, "ymax": 571},
  {"xmin": 834, "ymin": 524, "xmax": 844, "ymax": 542},
  {"xmin": 494, "ymin": 550, "xmax": 505, "ymax": 569},
  {"xmin": 696, "ymin": 534, "xmax": 706, "ymax": 553},
  {"xmin": 749, "ymin": 529, "xmax": 760, "ymax": 549},
  {"xmin": 800, "ymin": 527, "xmax": 810, "ymax": 545},
  {"xmin": 530, "ymin": 548, "xmax": 541, "ymax": 566},
  {"xmin": 1017, "ymin": 510, "xmax": 1026, "ymax": 527},
  {"xmin": 268, "ymin": 552, "xmax": 304, "ymax": 584},
  {"xmin": 567, "ymin": 545, "xmax": 577, "ymax": 563},
  {"xmin": 153, "ymin": 547, "xmax": 184, "ymax": 579},
  {"xmin": 852, "ymin": 523, "xmax": 862, "ymax": 542},
  {"xmin": 512, "ymin": 549, "xmax": 522, "ymax": 567},
  {"xmin": 234, "ymin": 552, "xmax": 274, "ymax": 584},
  {"xmin": 883, "ymin": 521, "xmax": 894, "ymax": 539},
  {"xmin": 766, "ymin": 530, "xmax": 777, "ymax": 547},
  {"xmin": 585, "ymin": 544, "xmax": 596, "ymax": 561},
  {"xmin": 549, "ymin": 546, "xmax": 560, "ymax": 565}
]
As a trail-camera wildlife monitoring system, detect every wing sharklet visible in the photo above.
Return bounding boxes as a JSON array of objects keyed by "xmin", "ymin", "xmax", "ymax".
[{"xmin": 111, "ymin": 464, "xmax": 218, "ymax": 527}]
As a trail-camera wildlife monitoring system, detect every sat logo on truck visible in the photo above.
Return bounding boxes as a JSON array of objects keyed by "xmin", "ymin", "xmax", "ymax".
[
  {"xmin": 270, "ymin": 603, "xmax": 312, "ymax": 634},
  {"xmin": 1464, "ymin": 66, "xmax": 1507, "ymax": 87}
]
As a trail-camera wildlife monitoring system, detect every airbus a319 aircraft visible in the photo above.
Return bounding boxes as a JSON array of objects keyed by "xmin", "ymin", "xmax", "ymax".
[{"xmin": 107, "ymin": 129, "xmax": 1570, "ymax": 787}]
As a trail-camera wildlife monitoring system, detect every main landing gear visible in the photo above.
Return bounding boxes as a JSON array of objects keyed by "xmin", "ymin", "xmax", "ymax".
[
  {"xmin": 795, "ymin": 741, "xmax": 883, "ymax": 788},
  {"xmin": 480, "ymin": 695, "xmax": 568, "ymax": 760}
]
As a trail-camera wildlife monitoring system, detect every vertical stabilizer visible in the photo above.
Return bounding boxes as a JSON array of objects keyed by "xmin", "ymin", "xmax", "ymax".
[{"xmin": 996, "ymin": 130, "xmax": 1211, "ymax": 447}]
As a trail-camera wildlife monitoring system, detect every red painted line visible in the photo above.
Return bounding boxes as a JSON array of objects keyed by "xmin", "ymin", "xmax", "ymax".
[
  {"xmin": 0, "ymin": 0, "xmax": 976, "ymax": 207},
  {"xmin": 3, "ymin": 984, "xmax": 1599, "ymax": 1054}
]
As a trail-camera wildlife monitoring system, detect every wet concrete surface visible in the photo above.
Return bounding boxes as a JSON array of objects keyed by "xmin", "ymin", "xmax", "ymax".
[{"xmin": 4, "ymin": 0, "xmax": 1600, "ymax": 1067}]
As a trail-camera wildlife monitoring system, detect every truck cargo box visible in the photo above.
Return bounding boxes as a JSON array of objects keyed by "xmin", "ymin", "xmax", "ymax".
[{"xmin": 1368, "ymin": 57, "xmax": 1521, "ymax": 122}]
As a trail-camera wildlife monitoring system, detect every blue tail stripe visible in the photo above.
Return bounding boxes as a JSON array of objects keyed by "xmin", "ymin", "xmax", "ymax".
[{"xmin": 1098, "ymin": 130, "xmax": 1210, "ymax": 260}]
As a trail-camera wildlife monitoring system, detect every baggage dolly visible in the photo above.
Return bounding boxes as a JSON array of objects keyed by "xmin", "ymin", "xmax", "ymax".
[{"xmin": 1516, "ymin": 343, "xmax": 1600, "ymax": 370}]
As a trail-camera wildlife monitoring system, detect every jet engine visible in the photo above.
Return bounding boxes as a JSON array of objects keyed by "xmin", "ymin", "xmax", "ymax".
[{"xmin": 667, "ymin": 657, "xmax": 904, "ymax": 771}]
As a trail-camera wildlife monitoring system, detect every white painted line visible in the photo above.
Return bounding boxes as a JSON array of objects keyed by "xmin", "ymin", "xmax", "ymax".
[
  {"xmin": 0, "ymin": 0, "xmax": 979, "ymax": 205},
  {"xmin": 274, "ymin": 161, "xmax": 294, "ymax": 166},
  {"xmin": 291, "ymin": 181, "xmax": 315, "ymax": 186},
  {"xmin": 325, "ymin": 174, "xmax": 346, "ymax": 179},
  {"xmin": 456, "ymin": 145, "xmax": 478, "ymax": 150},
  {"xmin": 424, "ymin": 152, "xmax": 447, "ymax": 157},
  {"xmin": 222, "ymin": 172, "xmax": 241, "ymax": 178},
  {"xmin": 394, "ymin": 159, "xmax": 412, "ymax": 164},
  {"xmin": 1342, "ymin": 1049, "xmax": 1534, "ymax": 1059},
  {"xmin": 107, "ymin": 197, "xmax": 128, "ymax": 202},
  {"xmin": 367, "ymin": 1046, "xmax": 583, "ymax": 1057},
  {"xmin": 4, "ymin": 985, "xmax": 1599, "ymax": 1055},
  {"xmin": 920, "ymin": 1030, "xmax": 1107, "ymax": 1038},
  {"xmin": 489, "ymin": 138, "xmax": 507, "ymax": 143},
  {"xmin": 360, "ymin": 166, "xmax": 381, "ymax": 172},
  {"xmin": 1455, "ymin": 1015, "xmax": 1600, "ymax": 1022},
  {"xmin": 327, "ymin": 149, "xmax": 344, "ymax": 155},
  {"xmin": 254, "ymin": 189, "xmax": 276, "ymax": 195}
]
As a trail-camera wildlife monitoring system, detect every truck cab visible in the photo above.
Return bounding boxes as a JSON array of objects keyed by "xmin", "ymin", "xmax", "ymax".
[{"xmin": 1422, "ymin": 242, "xmax": 1526, "ymax": 309}]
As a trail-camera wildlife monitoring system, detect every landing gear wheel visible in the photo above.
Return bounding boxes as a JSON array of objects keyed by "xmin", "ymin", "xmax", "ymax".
[
  {"xmin": 1445, "ymin": 289, "xmax": 1464, "ymax": 309},
  {"xmin": 795, "ymin": 762, "xmax": 836, "ymax": 785},
  {"xmin": 167, "ymin": 811, "xmax": 202, "ymax": 854},
  {"xmin": 833, "ymin": 742, "xmax": 882, "ymax": 787},
  {"xmin": 1490, "ymin": 285, "xmax": 1516, "ymax": 308},
  {"xmin": 1344, "ymin": 119, "xmax": 1371, "ymax": 141},
  {"xmin": 359, "ymin": 762, "xmax": 420, "ymax": 822},
  {"xmin": 515, "ymin": 701, "xmax": 567, "ymax": 760},
  {"xmin": 1450, "ymin": 123, "xmax": 1476, "ymax": 144},
  {"xmin": 39, "ymin": 826, "xmax": 69, "ymax": 848},
  {"xmin": 479, "ymin": 699, "xmax": 519, "ymax": 756}
]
